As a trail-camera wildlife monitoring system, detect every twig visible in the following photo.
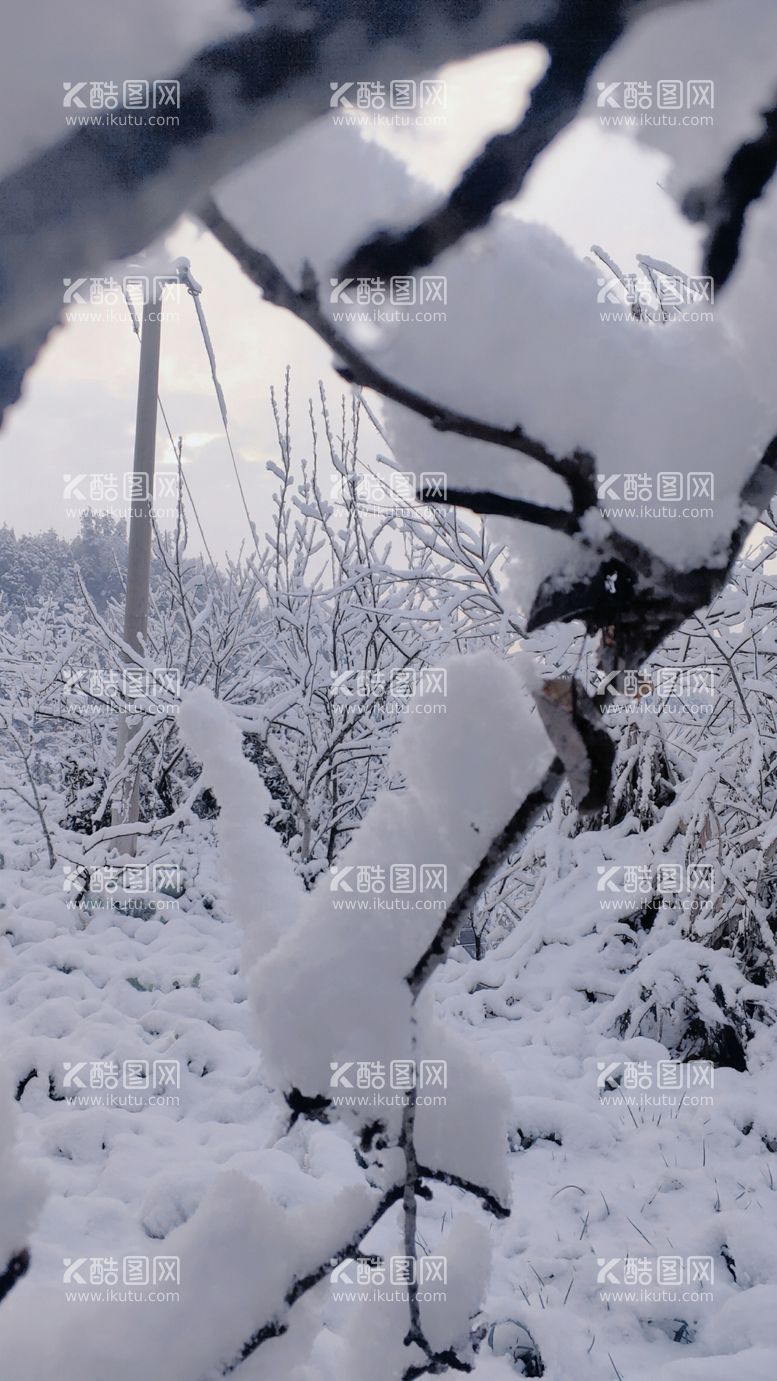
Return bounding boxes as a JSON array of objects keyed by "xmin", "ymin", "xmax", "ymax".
[
  {"xmin": 220, "ymin": 1183, "xmax": 405, "ymax": 1374},
  {"xmin": 407, "ymin": 758, "xmax": 565, "ymax": 995},
  {"xmin": 415, "ymin": 1165, "xmax": 509, "ymax": 1220},
  {"xmin": 339, "ymin": 0, "xmax": 630, "ymax": 281},
  {"xmin": 197, "ymin": 196, "xmax": 570, "ymax": 478}
]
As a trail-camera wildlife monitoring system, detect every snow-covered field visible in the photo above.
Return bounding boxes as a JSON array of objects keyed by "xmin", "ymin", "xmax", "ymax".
[
  {"xmin": 2, "ymin": 686, "xmax": 777, "ymax": 1381},
  {"xmin": 3, "ymin": 1, "xmax": 777, "ymax": 1377}
]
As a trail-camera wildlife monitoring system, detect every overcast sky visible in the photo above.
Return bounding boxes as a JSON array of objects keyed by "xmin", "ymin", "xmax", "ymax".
[{"xmin": 0, "ymin": 46, "xmax": 699, "ymax": 563}]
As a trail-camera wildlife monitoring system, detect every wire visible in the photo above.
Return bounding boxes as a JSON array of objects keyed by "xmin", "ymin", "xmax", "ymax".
[{"xmin": 178, "ymin": 268, "xmax": 262, "ymax": 557}]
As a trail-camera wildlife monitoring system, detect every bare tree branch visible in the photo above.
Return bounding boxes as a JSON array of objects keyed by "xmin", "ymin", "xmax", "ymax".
[
  {"xmin": 220, "ymin": 1183, "xmax": 405, "ymax": 1374},
  {"xmin": 7, "ymin": 0, "xmax": 681, "ymax": 422},
  {"xmin": 407, "ymin": 756, "xmax": 566, "ymax": 997},
  {"xmin": 528, "ymin": 432, "xmax": 777, "ymax": 665},
  {"xmin": 0, "ymin": 1249, "xmax": 29, "ymax": 1307},
  {"xmin": 339, "ymin": 0, "xmax": 631, "ymax": 282},
  {"xmin": 684, "ymin": 88, "xmax": 777, "ymax": 288},
  {"xmin": 197, "ymin": 196, "xmax": 573, "ymax": 478},
  {"xmin": 415, "ymin": 1164, "xmax": 511, "ymax": 1219},
  {"xmin": 436, "ymin": 487, "xmax": 579, "ymax": 533}
]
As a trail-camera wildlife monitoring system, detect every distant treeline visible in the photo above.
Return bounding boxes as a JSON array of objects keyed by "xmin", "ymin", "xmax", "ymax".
[{"xmin": 0, "ymin": 512, "xmax": 131, "ymax": 613}]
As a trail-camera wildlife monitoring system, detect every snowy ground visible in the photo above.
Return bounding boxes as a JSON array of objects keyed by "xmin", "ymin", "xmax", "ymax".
[{"xmin": 2, "ymin": 788, "xmax": 777, "ymax": 1380}]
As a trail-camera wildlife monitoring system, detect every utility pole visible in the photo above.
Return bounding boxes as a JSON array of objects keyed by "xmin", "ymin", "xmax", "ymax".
[{"xmin": 112, "ymin": 287, "xmax": 163, "ymax": 853}]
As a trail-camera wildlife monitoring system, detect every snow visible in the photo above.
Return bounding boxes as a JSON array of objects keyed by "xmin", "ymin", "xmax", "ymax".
[
  {"xmin": 0, "ymin": 1068, "xmax": 43, "ymax": 1279},
  {"xmin": 586, "ymin": 0, "xmax": 777, "ymax": 196},
  {"xmin": 178, "ymin": 686, "xmax": 303, "ymax": 965},
  {"xmin": 245, "ymin": 652, "xmax": 551, "ymax": 1193},
  {"xmin": 4, "ymin": 5, "xmax": 777, "ymax": 1377},
  {"xmin": 4, "ymin": 620, "xmax": 777, "ymax": 1378},
  {"xmin": 214, "ymin": 116, "xmax": 773, "ymax": 584},
  {"xmin": 0, "ymin": 0, "xmax": 247, "ymax": 180}
]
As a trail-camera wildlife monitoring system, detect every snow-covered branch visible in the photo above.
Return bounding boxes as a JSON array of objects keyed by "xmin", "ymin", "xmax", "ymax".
[
  {"xmin": 197, "ymin": 197, "xmax": 571, "ymax": 478},
  {"xmin": 685, "ymin": 88, "xmax": 777, "ymax": 287},
  {"xmin": 339, "ymin": 0, "xmax": 632, "ymax": 282}
]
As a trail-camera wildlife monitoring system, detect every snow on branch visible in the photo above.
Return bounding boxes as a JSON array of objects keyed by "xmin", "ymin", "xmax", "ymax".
[
  {"xmin": 0, "ymin": 0, "xmax": 559, "ymax": 422},
  {"xmin": 526, "ymin": 431, "xmax": 777, "ymax": 668},
  {"xmin": 200, "ymin": 197, "xmax": 777, "ymax": 686},
  {"xmin": 339, "ymin": 0, "xmax": 632, "ymax": 283},
  {"xmin": 406, "ymin": 756, "xmax": 565, "ymax": 997},
  {"xmin": 197, "ymin": 196, "xmax": 572, "ymax": 480},
  {"xmin": 0, "ymin": 0, "xmax": 696, "ymax": 425},
  {"xmin": 177, "ymin": 658, "xmax": 558, "ymax": 1372},
  {"xmin": 179, "ymin": 685, "xmax": 303, "ymax": 964},
  {"xmin": 685, "ymin": 89, "xmax": 777, "ymax": 288},
  {"xmin": 219, "ymin": 1183, "xmax": 406, "ymax": 1375}
]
